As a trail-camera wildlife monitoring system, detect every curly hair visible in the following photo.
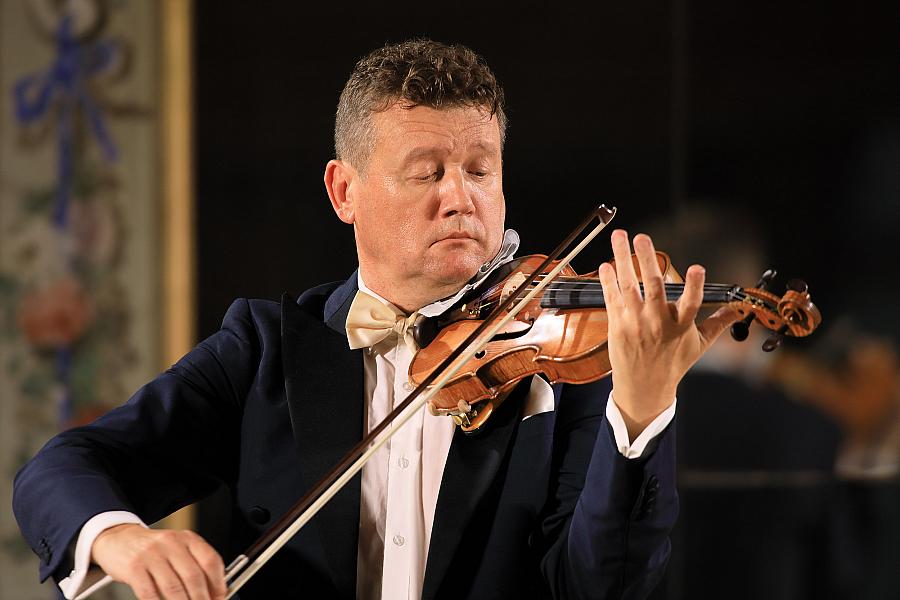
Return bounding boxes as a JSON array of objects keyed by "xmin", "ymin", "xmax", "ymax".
[{"xmin": 335, "ymin": 39, "xmax": 507, "ymax": 172}]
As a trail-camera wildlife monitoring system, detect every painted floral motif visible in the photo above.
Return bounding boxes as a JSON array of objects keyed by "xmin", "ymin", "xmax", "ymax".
[
  {"xmin": 1, "ymin": 1, "xmax": 157, "ymax": 596},
  {"xmin": 17, "ymin": 275, "xmax": 96, "ymax": 349}
]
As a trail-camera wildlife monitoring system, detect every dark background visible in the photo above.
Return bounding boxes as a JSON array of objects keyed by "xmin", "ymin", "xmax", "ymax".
[
  {"xmin": 195, "ymin": 1, "xmax": 900, "ymax": 344},
  {"xmin": 193, "ymin": 2, "xmax": 900, "ymax": 598}
]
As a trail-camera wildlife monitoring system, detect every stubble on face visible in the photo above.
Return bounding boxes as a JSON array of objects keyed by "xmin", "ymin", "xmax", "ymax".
[{"xmin": 351, "ymin": 103, "xmax": 506, "ymax": 312}]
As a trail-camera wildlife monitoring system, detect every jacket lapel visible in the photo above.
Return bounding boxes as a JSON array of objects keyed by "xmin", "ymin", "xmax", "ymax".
[
  {"xmin": 280, "ymin": 276, "xmax": 362, "ymax": 598},
  {"xmin": 282, "ymin": 272, "xmax": 526, "ymax": 598},
  {"xmin": 422, "ymin": 381, "xmax": 529, "ymax": 599}
]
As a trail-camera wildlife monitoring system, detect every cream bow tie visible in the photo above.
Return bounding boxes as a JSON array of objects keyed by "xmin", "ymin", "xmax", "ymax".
[{"xmin": 345, "ymin": 290, "xmax": 419, "ymax": 350}]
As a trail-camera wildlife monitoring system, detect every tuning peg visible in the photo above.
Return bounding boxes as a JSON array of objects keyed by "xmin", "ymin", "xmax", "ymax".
[
  {"xmin": 787, "ymin": 278, "xmax": 808, "ymax": 293},
  {"xmin": 762, "ymin": 325, "xmax": 789, "ymax": 352},
  {"xmin": 730, "ymin": 316, "xmax": 754, "ymax": 342},
  {"xmin": 731, "ymin": 269, "xmax": 778, "ymax": 342},
  {"xmin": 756, "ymin": 269, "xmax": 777, "ymax": 289}
]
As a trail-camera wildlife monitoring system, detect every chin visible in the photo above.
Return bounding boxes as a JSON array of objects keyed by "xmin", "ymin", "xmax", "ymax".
[
  {"xmin": 422, "ymin": 238, "xmax": 493, "ymax": 288},
  {"xmin": 427, "ymin": 254, "xmax": 483, "ymax": 289}
]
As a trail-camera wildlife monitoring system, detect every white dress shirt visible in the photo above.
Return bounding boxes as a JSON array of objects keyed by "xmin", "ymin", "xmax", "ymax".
[
  {"xmin": 352, "ymin": 275, "xmax": 674, "ymax": 599},
  {"xmin": 60, "ymin": 269, "xmax": 675, "ymax": 600}
]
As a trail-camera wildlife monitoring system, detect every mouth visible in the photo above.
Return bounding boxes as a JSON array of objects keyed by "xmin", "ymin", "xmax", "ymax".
[{"xmin": 432, "ymin": 232, "xmax": 477, "ymax": 245}]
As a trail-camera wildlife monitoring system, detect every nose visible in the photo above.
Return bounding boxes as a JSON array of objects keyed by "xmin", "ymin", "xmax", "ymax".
[{"xmin": 437, "ymin": 168, "xmax": 475, "ymax": 217}]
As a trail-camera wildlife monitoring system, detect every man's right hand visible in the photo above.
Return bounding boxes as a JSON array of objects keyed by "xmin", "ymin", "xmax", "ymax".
[{"xmin": 91, "ymin": 524, "xmax": 227, "ymax": 600}]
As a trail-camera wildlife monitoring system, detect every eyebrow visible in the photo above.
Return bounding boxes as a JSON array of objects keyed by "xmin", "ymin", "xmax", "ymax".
[
  {"xmin": 399, "ymin": 142, "xmax": 499, "ymax": 166},
  {"xmin": 469, "ymin": 141, "xmax": 499, "ymax": 155},
  {"xmin": 400, "ymin": 146, "xmax": 447, "ymax": 166}
]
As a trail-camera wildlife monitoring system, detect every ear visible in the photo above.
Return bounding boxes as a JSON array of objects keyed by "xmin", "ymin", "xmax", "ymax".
[{"xmin": 324, "ymin": 159, "xmax": 358, "ymax": 224}]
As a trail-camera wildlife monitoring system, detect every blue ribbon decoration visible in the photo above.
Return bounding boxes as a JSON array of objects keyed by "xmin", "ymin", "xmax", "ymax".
[
  {"xmin": 13, "ymin": 14, "xmax": 119, "ymax": 228},
  {"xmin": 11, "ymin": 14, "xmax": 121, "ymax": 428}
]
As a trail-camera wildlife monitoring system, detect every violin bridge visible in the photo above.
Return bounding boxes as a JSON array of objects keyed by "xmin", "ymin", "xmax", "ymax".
[{"xmin": 500, "ymin": 272, "xmax": 528, "ymax": 305}]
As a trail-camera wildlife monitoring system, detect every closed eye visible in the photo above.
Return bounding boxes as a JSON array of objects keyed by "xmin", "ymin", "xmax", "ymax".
[{"xmin": 414, "ymin": 167, "xmax": 444, "ymax": 181}]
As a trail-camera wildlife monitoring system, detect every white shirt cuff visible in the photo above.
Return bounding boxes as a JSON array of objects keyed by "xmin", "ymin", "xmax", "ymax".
[
  {"xmin": 605, "ymin": 392, "xmax": 677, "ymax": 459},
  {"xmin": 58, "ymin": 511, "xmax": 147, "ymax": 599}
]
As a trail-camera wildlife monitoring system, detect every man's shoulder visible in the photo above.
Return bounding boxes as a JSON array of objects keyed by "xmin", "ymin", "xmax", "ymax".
[
  {"xmin": 221, "ymin": 280, "xmax": 349, "ymax": 331},
  {"xmin": 296, "ymin": 280, "xmax": 347, "ymax": 313}
]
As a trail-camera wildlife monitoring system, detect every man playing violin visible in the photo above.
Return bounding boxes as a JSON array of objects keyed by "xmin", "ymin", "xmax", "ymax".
[{"xmin": 14, "ymin": 39, "xmax": 739, "ymax": 599}]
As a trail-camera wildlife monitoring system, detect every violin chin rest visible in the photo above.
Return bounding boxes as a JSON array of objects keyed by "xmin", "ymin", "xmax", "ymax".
[{"xmin": 411, "ymin": 314, "xmax": 439, "ymax": 348}]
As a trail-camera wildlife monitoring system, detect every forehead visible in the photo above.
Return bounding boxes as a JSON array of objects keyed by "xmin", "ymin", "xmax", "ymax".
[{"xmin": 370, "ymin": 103, "xmax": 501, "ymax": 157}]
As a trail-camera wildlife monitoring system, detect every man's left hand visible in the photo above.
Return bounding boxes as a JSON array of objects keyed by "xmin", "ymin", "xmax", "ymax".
[{"xmin": 597, "ymin": 230, "xmax": 739, "ymax": 441}]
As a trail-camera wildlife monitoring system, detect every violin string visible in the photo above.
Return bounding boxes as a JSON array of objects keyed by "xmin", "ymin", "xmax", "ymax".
[
  {"xmin": 528, "ymin": 273, "xmax": 741, "ymax": 286},
  {"xmin": 483, "ymin": 272, "xmax": 740, "ymax": 296},
  {"xmin": 530, "ymin": 284, "xmax": 740, "ymax": 292},
  {"xmin": 473, "ymin": 297, "xmax": 777, "ymax": 314},
  {"xmin": 471, "ymin": 285, "xmax": 777, "ymax": 313}
]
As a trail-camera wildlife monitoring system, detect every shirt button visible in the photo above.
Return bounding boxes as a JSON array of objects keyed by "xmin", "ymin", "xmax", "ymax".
[
  {"xmin": 402, "ymin": 382, "xmax": 414, "ymax": 392},
  {"xmin": 393, "ymin": 534, "xmax": 405, "ymax": 547},
  {"xmin": 398, "ymin": 456, "xmax": 409, "ymax": 469}
]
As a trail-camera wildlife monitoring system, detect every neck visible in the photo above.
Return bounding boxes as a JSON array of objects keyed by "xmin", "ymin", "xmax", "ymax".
[{"xmin": 539, "ymin": 279, "xmax": 741, "ymax": 309}]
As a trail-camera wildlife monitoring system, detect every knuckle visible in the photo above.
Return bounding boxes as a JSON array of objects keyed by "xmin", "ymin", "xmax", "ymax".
[
  {"xmin": 126, "ymin": 554, "xmax": 148, "ymax": 571},
  {"xmin": 184, "ymin": 530, "xmax": 203, "ymax": 542},
  {"xmin": 201, "ymin": 553, "xmax": 223, "ymax": 572},
  {"xmin": 183, "ymin": 569, "xmax": 205, "ymax": 587},
  {"xmin": 162, "ymin": 580, "xmax": 186, "ymax": 595},
  {"xmin": 157, "ymin": 530, "xmax": 179, "ymax": 544},
  {"xmin": 135, "ymin": 585, "xmax": 161, "ymax": 600}
]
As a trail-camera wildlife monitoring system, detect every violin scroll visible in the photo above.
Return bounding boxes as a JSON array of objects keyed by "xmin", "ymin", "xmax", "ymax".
[{"xmin": 731, "ymin": 270, "xmax": 821, "ymax": 352}]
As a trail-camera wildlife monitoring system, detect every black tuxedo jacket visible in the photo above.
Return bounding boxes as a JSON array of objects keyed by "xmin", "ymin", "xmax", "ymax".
[{"xmin": 14, "ymin": 274, "xmax": 677, "ymax": 599}]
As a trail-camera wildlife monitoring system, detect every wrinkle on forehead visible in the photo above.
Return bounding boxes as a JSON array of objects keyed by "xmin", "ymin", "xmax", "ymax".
[{"xmin": 371, "ymin": 103, "xmax": 500, "ymax": 160}]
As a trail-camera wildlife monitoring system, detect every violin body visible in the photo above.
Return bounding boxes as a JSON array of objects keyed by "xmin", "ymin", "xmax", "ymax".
[{"xmin": 410, "ymin": 251, "xmax": 821, "ymax": 432}]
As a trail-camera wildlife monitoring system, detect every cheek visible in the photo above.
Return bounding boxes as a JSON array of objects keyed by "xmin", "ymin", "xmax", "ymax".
[
  {"xmin": 475, "ymin": 187, "xmax": 506, "ymax": 246},
  {"xmin": 368, "ymin": 187, "xmax": 430, "ymax": 258},
  {"xmin": 394, "ymin": 220, "xmax": 421, "ymax": 255},
  {"xmin": 358, "ymin": 177, "xmax": 407, "ymax": 240},
  {"xmin": 379, "ymin": 174, "xmax": 400, "ymax": 197}
]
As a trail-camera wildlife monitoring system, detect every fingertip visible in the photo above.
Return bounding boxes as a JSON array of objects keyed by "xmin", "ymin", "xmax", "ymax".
[
  {"xmin": 687, "ymin": 264, "xmax": 706, "ymax": 278},
  {"xmin": 633, "ymin": 232, "xmax": 653, "ymax": 248}
]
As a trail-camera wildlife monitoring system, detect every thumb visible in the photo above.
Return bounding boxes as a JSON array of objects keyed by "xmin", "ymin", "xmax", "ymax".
[{"xmin": 698, "ymin": 306, "xmax": 741, "ymax": 346}]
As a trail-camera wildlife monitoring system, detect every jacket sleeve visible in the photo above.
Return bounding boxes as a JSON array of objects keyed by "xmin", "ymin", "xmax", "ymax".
[
  {"xmin": 538, "ymin": 380, "xmax": 678, "ymax": 599},
  {"xmin": 12, "ymin": 298, "xmax": 263, "ymax": 584}
]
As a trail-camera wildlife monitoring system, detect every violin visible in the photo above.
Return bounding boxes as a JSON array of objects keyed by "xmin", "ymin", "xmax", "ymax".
[{"xmin": 410, "ymin": 251, "xmax": 821, "ymax": 432}]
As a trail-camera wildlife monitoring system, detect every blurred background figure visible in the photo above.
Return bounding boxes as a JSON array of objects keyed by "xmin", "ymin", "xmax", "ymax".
[
  {"xmin": 643, "ymin": 206, "xmax": 848, "ymax": 599},
  {"xmin": 769, "ymin": 321, "xmax": 900, "ymax": 600}
]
